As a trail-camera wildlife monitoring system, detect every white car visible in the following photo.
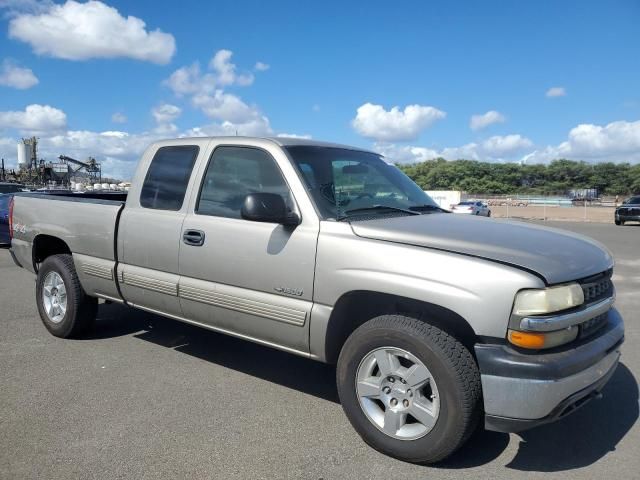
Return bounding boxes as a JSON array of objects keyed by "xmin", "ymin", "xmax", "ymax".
[{"xmin": 452, "ymin": 201, "xmax": 491, "ymax": 216}]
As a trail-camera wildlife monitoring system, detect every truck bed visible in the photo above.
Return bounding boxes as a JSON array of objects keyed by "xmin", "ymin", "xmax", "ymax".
[{"xmin": 10, "ymin": 192, "xmax": 125, "ymax": 274}]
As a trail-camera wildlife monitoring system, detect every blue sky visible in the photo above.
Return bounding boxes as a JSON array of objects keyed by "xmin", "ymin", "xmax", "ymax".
[{"xmin": 1, "ymin": 0, "xmax": 639, "ymax": 179}]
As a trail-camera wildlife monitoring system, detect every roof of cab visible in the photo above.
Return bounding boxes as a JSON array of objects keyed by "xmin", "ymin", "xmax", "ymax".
[{"xmin": 151, "ymin": 136, "xmax": 377, "ymax": 154}]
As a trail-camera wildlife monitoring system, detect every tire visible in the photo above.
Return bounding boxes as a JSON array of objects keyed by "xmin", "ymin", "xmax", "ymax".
[
  {"xmin": 487, "ymin": 210, "xmax": 491, "ymax": 217},
  {"xmin": 36, "ymin": 254, "xmax": 97, "ymax": 338},
  {"xmin": 337, "ymin": 315, "xmax": 481, "ymax": 464},
  {"xmin": 615, "ymin": 220, "xmax": 621, "ymax": 225}
]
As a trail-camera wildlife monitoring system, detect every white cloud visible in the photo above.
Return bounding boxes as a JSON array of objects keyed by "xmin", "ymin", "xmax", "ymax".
[
  {"xmin": 254, "ymin": 61, "xmax": 270, "ymax": 71},
  {"xmin": 0, "ymin": 104, "xmax": 67, "ymax": 134},
  {"xmin": 182, "ymin": 117, "xmax": 273, "ymax": 138},
  {"xmin": 165, "ymin": 53, "xmax": 269, "ymax": 127},
  {"xmin": 546, "ymin": 87, "xmax": 566, "ymax": 98},
  {"xmin": 111, "ymin": 112, "xmax": 127, "ymax": 124},
  {"xmin": 470, "ymin": 110, "xmax": 505, "ymax": 131},
  {"xmin": 192, "ymin": 90, "xmax": 262, "ymax": 123},
  {"xmin": 374, "ymin": 143, "xmax": 441, "ymax": 164},
  {"xmin": 8, "ymin": 0, "xmax": 175, "ymax": 64},
  {"xmin": 352, "ymin": 102, "xmax": 446, "ymax": 142},
  {"xmin": 164, "ymin": 50, "xmax": 262, "ymax": 126},
  {"xmin": 378, "ymin": 120, "xmax": 640, "ymax": 165},
  {"xmin": 164, "ymin": 63, "xmax": 215, "ymax": 97},
  {"xmin": 523, "ymin": 120, "xmax": 640, "ymax": 164},
  {"xmin": 209, "ymin": 49, "xmax": 254, "ymax": 86},
  {"xmin": 151, "ymin": 103, "xmax": 181, "ymax": 124},
  {"xmin": 482, "ymin": 134, "xmax": 532, "ymax": 155},
  {"xmin": 276, "ymin": 133, "xmax": 312, "ymax": 139},
  {"xmin": 563, "ymin": 121, "xmax": 640, "ymax": 156},
  {"xmin": 376, "ymin": 134, "xmax": 533, "ymax": 164},
  {"xmin": 0, "ymin": 59, "xmax": 38, "ymax": 89},
  {"xmin": 165, "ymin": 50, "xmax": 256, "ymax": 97}
]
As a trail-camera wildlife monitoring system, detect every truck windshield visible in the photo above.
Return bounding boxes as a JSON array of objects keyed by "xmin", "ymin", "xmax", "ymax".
[{"xmin": 285, "ymin": 146, "xmax": 440, "ymax": 220}]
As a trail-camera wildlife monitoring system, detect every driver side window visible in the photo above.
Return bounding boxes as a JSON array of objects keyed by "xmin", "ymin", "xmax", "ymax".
[{"xmin": 196, "ymin": 146, "xmax": 294, "ymax": 219}]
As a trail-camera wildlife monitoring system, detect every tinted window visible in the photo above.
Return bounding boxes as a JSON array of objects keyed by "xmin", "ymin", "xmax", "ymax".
[
  {"xmin": 197, "ymin": 146, "xmax": 293, "ymax": 219},
  {"xmin": 140, "ymin": 146, "xmax": 199, "ymax": 210},
  {"xmin": 626, "ymin": 196, "xmax": 640, "ymax": 204}
]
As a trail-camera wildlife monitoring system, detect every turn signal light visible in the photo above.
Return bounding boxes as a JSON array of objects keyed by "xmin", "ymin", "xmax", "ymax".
[
  {"xmin": 508, "ymin": 330, "xmax": 546, "ymax": 349},
  {"xmin": 508, "ymin": 326, "xmax": 579, "ymax": 350}
]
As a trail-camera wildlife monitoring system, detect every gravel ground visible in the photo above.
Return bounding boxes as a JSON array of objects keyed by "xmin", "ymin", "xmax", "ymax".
[{"xmin": 1, "ymin": 220, "xmax": 638, "ymax": 479}]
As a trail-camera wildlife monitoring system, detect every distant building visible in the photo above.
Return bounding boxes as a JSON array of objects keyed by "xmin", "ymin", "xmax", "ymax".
[{"xmin": 425, "ymin": 190, "xmax": 462, "ymax": 210}]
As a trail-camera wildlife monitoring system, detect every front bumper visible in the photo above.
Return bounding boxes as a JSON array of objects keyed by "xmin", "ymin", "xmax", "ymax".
[
  {"xmin": 616, "ymin": 214, "xmax": 640, "ymax": 222},
  {"xmin": 475, "ymin": 308, "xmax": 624, "ymax": 432}
]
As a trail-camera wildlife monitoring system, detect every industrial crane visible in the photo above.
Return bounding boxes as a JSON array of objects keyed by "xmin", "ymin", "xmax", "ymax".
[{"xmin": 58, "ymin": 155, "xmax": 102, "ymax": 183}]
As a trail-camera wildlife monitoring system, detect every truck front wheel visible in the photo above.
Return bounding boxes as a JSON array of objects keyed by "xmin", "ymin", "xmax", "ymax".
[
  {"xmin": 36, "ymin": 254, "xmax": 97, "ymax": 338},
  {"xmin": 336, "ymin": 314, "xmax": 481, "ymax": 464}
]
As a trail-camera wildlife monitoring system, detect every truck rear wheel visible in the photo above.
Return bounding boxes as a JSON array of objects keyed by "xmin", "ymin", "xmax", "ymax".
[
  {"xmin": 336, "ymin": 314, "xmax": 481, "ymax": 464},
  {"xmin": 36, "ymin": 254, "xmax": 97, "ymax": 338}
]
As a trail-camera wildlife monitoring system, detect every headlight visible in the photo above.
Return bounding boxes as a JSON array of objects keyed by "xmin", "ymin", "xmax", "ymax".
[{"xmin": 512, "ymin": 283, "xmax": 584, "ymax": 316}]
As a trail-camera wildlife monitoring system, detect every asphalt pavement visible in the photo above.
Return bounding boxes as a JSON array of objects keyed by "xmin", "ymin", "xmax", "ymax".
[{"xmin": 1, "ymin": 221, "xmax": 638, "ymax": 479}]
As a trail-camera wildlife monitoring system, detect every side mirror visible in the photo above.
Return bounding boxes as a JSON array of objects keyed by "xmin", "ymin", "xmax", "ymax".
[{"xmin": 241, "ymin": 193, "xmax": 300, "ymax": 226}]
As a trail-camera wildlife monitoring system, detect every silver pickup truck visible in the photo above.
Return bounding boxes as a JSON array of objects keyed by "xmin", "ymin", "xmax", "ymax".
[{"xmin": 8, "ymin": 137, "xmax": 624, "ymax": 463}]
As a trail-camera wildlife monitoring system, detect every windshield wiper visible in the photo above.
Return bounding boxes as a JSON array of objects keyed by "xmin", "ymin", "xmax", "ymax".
[
  {"xmin": 339, "ymin": 205, "xmax": 420, "ymax": 220},
  {"xmin": 408, "ymin": 204, "xmax": 447, "ymax": 213}
]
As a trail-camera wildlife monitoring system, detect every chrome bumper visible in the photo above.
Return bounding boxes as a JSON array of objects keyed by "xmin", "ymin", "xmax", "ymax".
[{"xmin": 519, "ymin": 296, "xmax": 614, "ymax": 332}]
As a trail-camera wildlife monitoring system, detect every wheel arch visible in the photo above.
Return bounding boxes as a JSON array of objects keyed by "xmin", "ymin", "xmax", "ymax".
[
  {"xmin": 32, "ymin": 234, "xmax": 72, "ymax": 272},
  {"xmin": 323, "ymin": 290, "xmax": 478, "ymax": 364}
]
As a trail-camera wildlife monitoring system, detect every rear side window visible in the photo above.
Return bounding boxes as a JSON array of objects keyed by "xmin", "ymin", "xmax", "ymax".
[
  {"xmin": 197, "ymin": 146, "xmax": 293, "ymax": 219},
  {"xmin": 140, "ymin": 146, "xmax": 199, "ymax": 210}
]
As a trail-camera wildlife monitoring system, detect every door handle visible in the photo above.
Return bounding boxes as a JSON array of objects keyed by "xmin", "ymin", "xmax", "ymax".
[{"xmin": 183, "ymin": 229, "xmax": 205, "ymax": 246}]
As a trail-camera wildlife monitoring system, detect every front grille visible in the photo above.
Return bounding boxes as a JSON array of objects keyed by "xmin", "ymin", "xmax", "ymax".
[
  {"xmin": 621, "ymin": 207, "xmax": 640, "ymax": 215},
  {"xmin": 574, "ymin": 270, "xmax": 614, "ymax": 340},
  {"xmin": 580, "ymin": 270, "xmax": 613, "ymax": 304}
]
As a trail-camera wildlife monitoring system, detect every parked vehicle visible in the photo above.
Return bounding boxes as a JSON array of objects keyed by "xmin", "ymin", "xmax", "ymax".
[
  {"xmin": 9, "ymin": 137, "xmax": 623, "ymax": 464},
  {"xmin": 0, "ymin": 182, "xmax": 24, "ymax": 194},
  {"xmin": 0, "ymin": 193, "xmax": 11, "ymax": 246},
  {"xmin": 452, "ymin": 200, "xmax": 491, "ymax": 216},
  {"xmin": 615, "ymin": 195, "xmax": 640, "ymax": 225}
]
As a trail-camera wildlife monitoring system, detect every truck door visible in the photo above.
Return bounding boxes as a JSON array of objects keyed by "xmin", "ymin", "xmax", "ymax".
[
  {"xmin": 178, "ymin": 142, "xmax": 319, "ymax": 353},
  {"xmin": 117, "ymin": 140, "xmax": 209, "ymax": 317}
]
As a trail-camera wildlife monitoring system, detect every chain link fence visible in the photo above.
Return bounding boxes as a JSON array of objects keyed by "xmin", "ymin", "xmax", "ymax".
[{"xmin": 459, "ymin": 193, "xmax": 619, "ymax": 223}]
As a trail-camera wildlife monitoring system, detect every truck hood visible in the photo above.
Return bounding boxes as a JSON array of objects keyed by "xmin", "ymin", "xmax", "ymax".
[{"xmin": 350, "ymin": 213, "xmax": 613, "ymax": 284}]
